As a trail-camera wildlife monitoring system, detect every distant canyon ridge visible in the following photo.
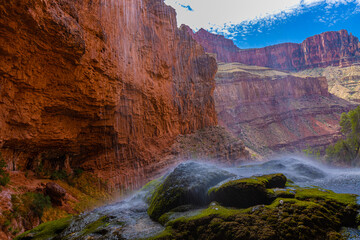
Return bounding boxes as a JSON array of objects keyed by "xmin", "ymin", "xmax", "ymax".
[
  {"xmin": 186, "ymin": 27, "xmax": 360, "ymax": 71},
  {"xmin": 185, "ymin": 26, "xmax": 359, "ymax": 155}
]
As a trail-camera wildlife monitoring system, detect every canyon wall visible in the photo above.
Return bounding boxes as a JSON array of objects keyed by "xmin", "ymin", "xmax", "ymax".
[
  {"xmin": 0, "ymin": 0, "xmax": 218, "ymax": 189},
  {"xmin": 296, "ymin": 65, "xmax": 360, "ymax": 102},
  {"xmin": 215, "ymin": 63, "xmax": 356, "ymax": 155},
  {"xmin": 188, "ymin": 27, "xmax": 360, "ymax": 71}
]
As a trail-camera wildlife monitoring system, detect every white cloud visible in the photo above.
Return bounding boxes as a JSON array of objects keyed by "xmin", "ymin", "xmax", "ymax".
[{"xmin": 164, "ymin": 0, "xmax": 360, "ymax": 31}]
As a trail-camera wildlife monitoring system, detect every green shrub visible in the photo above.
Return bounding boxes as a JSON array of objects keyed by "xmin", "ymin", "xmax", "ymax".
[
  {"xmin": 50, "ymin": 170, "xmax": 68, "ymax": 180},
  {"xmin": 326, "ymin": 106, "xmax": 360, "ymax": 165},
  {"xmin": 73, "ymin": 168, "xmax": 84, "ymax": 177},
  {"xmin": 12, "ymin": 192, "xmax": 51, "ymax": 220},
  {"xmin": 302, "ymin": 146, "xmax": 321, "ymax": 159},
  {"xmin": 31, "ymin": 193, "xmax": 52, "ymax": 218},
  {"xmin": 0, "ymin": 152, "xmax": 10, "ymax": 187}
]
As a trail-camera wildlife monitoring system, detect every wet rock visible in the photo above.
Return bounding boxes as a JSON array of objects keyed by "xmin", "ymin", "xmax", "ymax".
[
  {"xmin": 263, "ymin": 173, "xmax": 287, "ymax": 188},
  {"xmin": 291, "ymin": 163, "xmax": 326, "ymax": 179},
  {"xmin": 147, "ymin": 162, "xmax": 234, "ymax": 221},
  {"xmin": 152, "ymin": 187, "xmax": 359, "ymax": 240},
  {"xmin": 208, "ymin": 173, "xmax": 286, "ymax": 209},
  {"xmin": 45, "ymin": 182, "xmax": 66, "ymax": 206},
  {"xmin": 209, "ymin": 179, "xmax": 270, "ymax": 208}
]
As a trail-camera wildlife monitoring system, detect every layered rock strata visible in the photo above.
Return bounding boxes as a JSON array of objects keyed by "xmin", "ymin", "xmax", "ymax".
[
  {"xmin": 214, "ymin": 63, "xmax": 356, "ymax": 155},
  {"xmin": 296, "ymin": 65, "xmax": 360, "ymax": 102},
  {"xmin": 0, "ymin": 0, "xmax": 219, "ymax": 189},
  {"xmin": 187, "ymin": 27, "xmax": 360, "ymax": 71}
]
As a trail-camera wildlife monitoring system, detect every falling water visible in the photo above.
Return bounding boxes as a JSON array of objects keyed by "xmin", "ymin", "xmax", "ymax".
[{"xmin": 58, "ymin": 155, "xmax": 360, "ymax": 239}]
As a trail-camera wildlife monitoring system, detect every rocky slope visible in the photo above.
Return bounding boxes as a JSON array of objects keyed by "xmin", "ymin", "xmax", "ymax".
[
  {"xmin": 0, "ymin": 0, "xmax": 220, "ymax": 190},
  {"xmin": 296, "ymin": 65, "xmax": 360, "ymax": 102},
  {"xmin": 214, "ymin": 63, "xmax": 356, "ymax": 155},
  {"xmin": 187, "ymin": 27, "xmax": 360, "ymax": 71}
]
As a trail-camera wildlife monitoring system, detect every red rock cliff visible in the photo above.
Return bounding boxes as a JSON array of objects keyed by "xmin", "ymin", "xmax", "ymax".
[
  {"xmin": 0, "ymin": 0, "xmax": 217, "ymax": 189},
  {"xmin": 189, "ymin": 27, "xmax": 360, "ymax": 71},
  {"xmin": 215, "ymin": 63, "xmax": 356, "ymax": 155}
]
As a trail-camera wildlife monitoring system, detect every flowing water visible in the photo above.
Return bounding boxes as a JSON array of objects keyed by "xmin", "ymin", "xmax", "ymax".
[{"xmin": 59, "ymin": 155, "xmax": 360, "ymax": 239}]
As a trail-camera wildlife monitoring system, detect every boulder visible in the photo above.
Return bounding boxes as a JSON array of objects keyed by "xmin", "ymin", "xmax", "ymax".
[
  {"xmin": 147, "ymin": 162, "xmax": 233, "ymax": 221},
  {"xmin": 208, "ymin": 174, "xmax": 287, "ymax": 208},
  {"xmin": 45, "ymin": 182, "xmax": 66, "ymax": 206}
]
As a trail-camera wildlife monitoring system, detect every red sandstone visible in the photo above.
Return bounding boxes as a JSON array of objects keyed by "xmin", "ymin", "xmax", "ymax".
[
  {"xmin": 187, "ymin": 27, "xmax": 360, "ymax": 70},
  {"xmin": 0, "ymin": 0, "xmax": 218, "ymax": 189}
]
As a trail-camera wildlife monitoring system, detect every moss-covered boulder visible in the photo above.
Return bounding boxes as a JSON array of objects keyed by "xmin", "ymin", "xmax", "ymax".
[
  {"xmin": 14, "ymin": 217, "xmax": 72, "ymax": 240},
  {"xmin": 149, "ymin": 186, "xmax": 359, "ymax": 240},
  {"xmin": 208, "ymin": 174, "xmax": 287, "ymax": 208},
  {"xmin": 147, "ymin": 162, "xmax": 234, "ymax": 221},
  {"xmin": 262, "ymin": 174, "xmax": 287, "ymax": 188}
]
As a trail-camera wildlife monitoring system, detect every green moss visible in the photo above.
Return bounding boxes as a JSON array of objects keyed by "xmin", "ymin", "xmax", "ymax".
[
  {"xmin": 146, "ymin": 227, "xmax": 175, "ymax": 240},
  {"xmin": 81, "ymin": 215, "xmax": 110, "ymax": 236},
  {"xmin": 141, "ymin": 177, "xmax": 163, "ymax": 203},
  {"xmin": 173, "ymin": 205, "xmax": 250, "ymax": 223},
  {"xmin": 273, "ymin": 189, "xmax": 296, "ymax": 199},
  {"xmin": 209, "ymin": 173, "xmax": 287, "ymax": 195},
  {"xmin": 147, "ymin": 184, "xmax": 359, "ymax": 240},
  {"xmin": 295, "ymin": 187, "xmax": 358, "ymax": 206},
  {"xmin": 147, "ymin": 182, "xmax": 185, "ymax": 221},
  {"xmin": 14, "ymin": 216, "xmax": 72, "ymax": 240},
  {"xmin": 146, "ymin": 171, "xmax": 359, "ymax": 239},
  {"xmin": 207, "ymin": 174, "xmax": 287, "ymax": 209}
]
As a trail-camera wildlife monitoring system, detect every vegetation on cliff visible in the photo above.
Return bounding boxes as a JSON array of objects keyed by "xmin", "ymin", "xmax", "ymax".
[
  {"xmin": 0, "ymin": 166, "xmax": 112, "ymax": 239},
  {"xmin": 326, "ymin": 106, "xmax": 360, "ymax": 165},
  {"xmin": 0, "ymin": 153, "xmax": 10, "ymax": 189}
]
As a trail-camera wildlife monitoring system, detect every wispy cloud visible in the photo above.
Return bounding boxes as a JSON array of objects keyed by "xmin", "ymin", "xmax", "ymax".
[{"xmin": 165, "ymin": 0, "xmax": 360, "ymax": 32}]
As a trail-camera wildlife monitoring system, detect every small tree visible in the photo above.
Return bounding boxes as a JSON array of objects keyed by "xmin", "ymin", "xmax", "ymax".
[
  {"xmin": 0, "ymin": 152, "xmax": 10, "ymax": 187},
  {"xmin": 326, "ymin": 106, "xmax": 360, "ymax": 165}
]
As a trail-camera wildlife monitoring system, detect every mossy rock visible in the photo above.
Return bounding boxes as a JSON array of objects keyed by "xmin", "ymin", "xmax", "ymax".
[
  {"xmin": 208, "ymin": 174, "xmax": 287, "ymax": 208},
  {"xmin": 147, "ymin": 162, "xmax": 234, "ymax": 221},
  {"xmin": 14, "ymin": 216, "xmax": 72, "ymax": 240},
  {"xmin": 149, "ymin": 187, "xmax": 359, "ymax": 240},
  {"xmin": 273, "ymin": 189, "xmax": 296, "ymax": 199},
  {"xmin": 140, "ymin": 177, "xmax": 164, "ymax": 204},
  {"xmin": 260, "ymin": 173, "xmax": 287, "ymax": 188}
]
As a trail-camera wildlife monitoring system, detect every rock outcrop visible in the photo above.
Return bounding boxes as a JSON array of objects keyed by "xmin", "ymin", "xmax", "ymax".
[
  {"xmin": 45, "ymin": 182, "xmax": 66, "ymax": 206},
  {"xmin": 214, "ymin": 63, "xmax": 356, "ymax": 155},
  {"xmin": 296, "ymin": 65, "xmax": 360, "ymax": 102},
  {"xmin": 0, "ymin": 0, "xmax": 218, "ymax": 189},
  {"xmin": 188, "ymin": 27, "xmax": 360, "ymax": 71}
]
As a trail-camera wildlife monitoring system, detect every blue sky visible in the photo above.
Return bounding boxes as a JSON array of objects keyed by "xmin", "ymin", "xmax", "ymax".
[{"xmin": 164, "ymin": 0, "xmax": 360, "ymax": 48}]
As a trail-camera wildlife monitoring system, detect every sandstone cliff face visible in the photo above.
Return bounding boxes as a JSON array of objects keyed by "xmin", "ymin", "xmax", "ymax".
[
  {"xmin": 297, "ymin": 65, "xmax": 360, "ymax": 102},
  {"xmin": 0, "ymin": 0, "xmax": 218, "ymax": 189},
  {"xmin": 190, "ymin": 28, "xmax": 360, "ymax": 71},
  {"xmin": 215, "ymin": 63, "xmax": 356, "ymax": 155}
]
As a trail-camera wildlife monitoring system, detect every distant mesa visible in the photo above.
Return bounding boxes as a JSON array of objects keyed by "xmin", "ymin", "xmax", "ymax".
[{"xmin": 184, "ymin": 25, "xmax": 360, "ymax": 71}]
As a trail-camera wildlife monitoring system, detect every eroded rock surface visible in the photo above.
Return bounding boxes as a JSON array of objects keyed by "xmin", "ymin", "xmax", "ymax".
[{"xmin": 0, "ymin": 0, "xmax": 218, "ymax": 188}]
